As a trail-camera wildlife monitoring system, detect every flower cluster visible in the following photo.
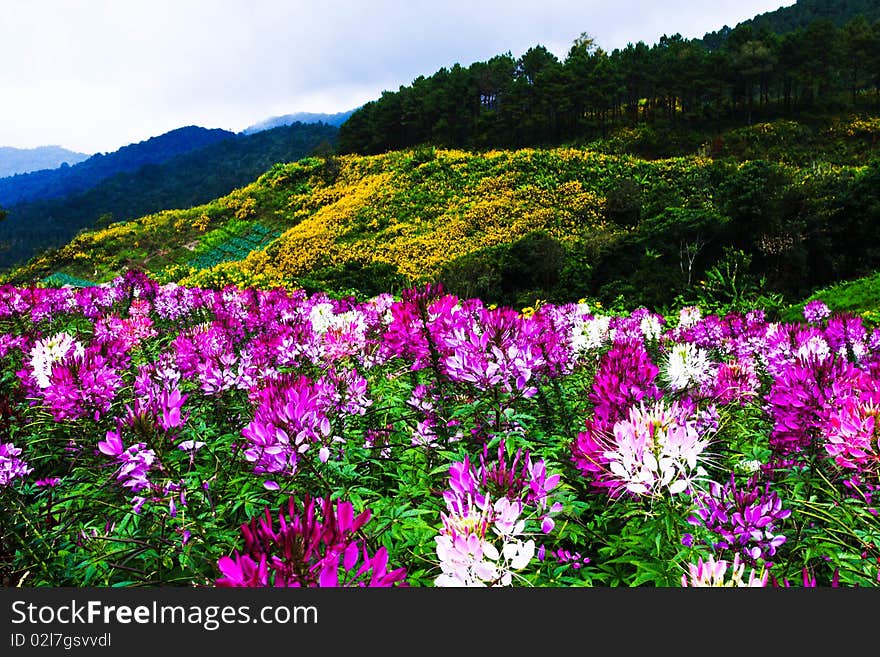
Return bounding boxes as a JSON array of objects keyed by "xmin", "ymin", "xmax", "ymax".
[
  {"xmin": 216, "ymin": 495, "xmax": 408, "ymax": 587},
  {"xmin": 681, "ymin": 553, "xmax": 767, "ymax": 587},
  {"xmin": 97, "ymin": 423, "xmax": 158, "ymax": 512},
  {"xmin": 803, "ymin": 300, "xmax": 831, "ymax": 324},
  {"xmin": 448, "ymin": 440, "xmax": 562, "ymax": 533},
  {"xmin": 0, "ymin": 441, "xmax": 32, "ymax": 486},
  {"xmin": 602, "ymin": 400, "xmax": 712, "ymax": 497},
  {"xmin": 434, "ymin": 493, "xmax": 535, "ymax": 587},
  {"xmin": 687, "ymin": 474, "xmax": 791, "ymax": 563}
]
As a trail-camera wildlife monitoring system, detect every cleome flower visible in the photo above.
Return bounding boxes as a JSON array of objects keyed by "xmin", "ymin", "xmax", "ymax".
[
  {"xmin": 602, "ymin": 400, "xmax": 712, "ymax": 498},
  {"xmin": 0, "ymin": 440, "xmax": 32, "ymax": 487},
  {"xmin": 663, "ymin": 342, "xmax": 714, "ymax": 392},
  {"xmin": 687, "ymin": 473, "xmax": 791, "ymax": 563},
  {"xmin": 434, "ymin": 493, "xmax": 535, "ymax": 587},
  {"xmin": 215, "ymin": 495, "xmax": 408, "ymax": 587},
  {"xmin": 447, "ymin": 440, "xmax": 562, "ymax": 534},
  {"xmin": 28, "ymin": 331, "xmax": 84, "ymax": 389},
  {"xmin": 681, "ymin": 553, "xmax": 767, "ymax": 587},
  {"xmin": 803, "ymin": 299, "xmax": 831, "ymax": 324}
]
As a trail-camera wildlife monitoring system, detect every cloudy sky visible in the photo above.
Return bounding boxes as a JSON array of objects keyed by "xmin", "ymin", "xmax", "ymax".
[{"xmin": 0, "ymin": 0, "xmax": 794, "ymax": 154}]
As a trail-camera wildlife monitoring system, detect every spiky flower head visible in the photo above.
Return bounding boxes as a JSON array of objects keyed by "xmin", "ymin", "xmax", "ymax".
[
  {"xmin": 682, "ymin": 553, "xmax": 767, "ymax": 587},
  {"xmin": 603, "ymin": 400, "xmax": 711, "ymax": 497}
]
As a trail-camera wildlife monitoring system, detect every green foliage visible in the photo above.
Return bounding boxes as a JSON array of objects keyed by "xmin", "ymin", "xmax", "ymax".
[
  {"xmin": 603, "ymin": 178, "xmax": 644, "ymax": 227},
  {"xmin": 339, "ymin": 11, "xmax": 880, "ymax": 157},
  {"xmin": 784, "ymin": 270, "xmax": 880, "ymax": 324},
  {"xmin": 680, "ymin": 247, "xmax": 787, "ymax": 317}
]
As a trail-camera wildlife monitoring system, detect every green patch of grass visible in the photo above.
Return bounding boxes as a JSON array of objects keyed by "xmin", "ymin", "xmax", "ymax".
[{"xmin": 783, "ymin": 271, "xmax": 880, "ymax": 325}]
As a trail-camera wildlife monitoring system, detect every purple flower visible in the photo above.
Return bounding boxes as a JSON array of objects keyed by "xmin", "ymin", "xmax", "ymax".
[
  {"xmin": 158, "ymin": 387, "xmax": 188, "ymax": 431},
  {"xmin": 98, "ymin": 423, "xmax": 157, "ymax": 497},
  {"xmin": 0, "ymin": 441, "xmax": 32, "ymax": 486},
  {"xmin": 215, "ymin": 495, "xmax": 408, "ymax": 587},
  {"xmin": 803, "ymin": 300, "xmax": 831, "ymax": 324},
  {"xmin": 445, "ymin": 440, "xmax": 562, "ymax": 533},
  {"xmin": 241, "ymin": 374, "xmax": 334, "ymax": 477},
  {"xmin": 688, "ymin": 474, "xmax": 791, "ymax": 564},
  {"xmin": 40, "ymin": 346, "xmax": 123, "ymax": 422}
]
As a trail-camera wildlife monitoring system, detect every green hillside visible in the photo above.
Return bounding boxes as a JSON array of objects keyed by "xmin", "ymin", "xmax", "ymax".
[
  {"xmin": 702, "ymin": 0, "xmax": 880, "ymax": 49},
  {"xmin": 5, "ymin": 110, "xmax": 879, "ymax": 318},
  {"xmin": 339, "ymin": 10, "xmax": 880, "ymax": 155},
  {"xmin": 0, "ymin": 122, "xmax": 339, "ymax": 272}
]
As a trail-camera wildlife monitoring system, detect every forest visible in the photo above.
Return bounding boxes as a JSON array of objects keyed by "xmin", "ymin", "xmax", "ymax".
[{"xmin": 339, "ymin": 14, "xmax": 880, "ymax": 155}]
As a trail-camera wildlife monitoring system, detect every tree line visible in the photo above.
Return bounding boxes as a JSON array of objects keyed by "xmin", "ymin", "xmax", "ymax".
[{"xmin": 338, "ymin": 15, "xmax": 880, "ymax": 154}]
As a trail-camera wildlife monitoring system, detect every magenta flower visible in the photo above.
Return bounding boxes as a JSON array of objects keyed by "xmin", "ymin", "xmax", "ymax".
[
  {"xmin": 98, "ymin": 423, "xmax": 157, "ymax": 500},
  {"xmin": 215, "ymin": 495, "xmax": 408, "ymax": 587},
  {"xmin": 158, "ymin": 387, "xmax": 188, "ymax": 431},
  {"xmin": 803, "ymin": 300, "xmax": 831, "ymax": 324},
  {"xmin": 0, "ymin": 441, "xmax": 32, "ymax": 486},
  {"xmin": 766, "ymin": 351, "xmax": 865, "ymax": 457},
  {"xmin": 241, "ymin": 374, "xmax": 333, "ymax": 477},
  {"xmin": 446, "ymin": 440, "xmax": 562, "ymax": 533},
  {"xmin": 40, "ymin": 346, "xmax": 123, "ymax": 421}
]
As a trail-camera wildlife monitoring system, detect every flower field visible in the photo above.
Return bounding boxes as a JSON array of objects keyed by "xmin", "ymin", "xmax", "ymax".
[{"xmin": 1, "ymin": 271, "xmax": 878, "ymax": 587}]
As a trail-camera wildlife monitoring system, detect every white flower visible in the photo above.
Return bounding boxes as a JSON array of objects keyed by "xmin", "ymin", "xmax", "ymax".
[
  {"xmin": 603, "ymin": 401, "xmax": 711, "ymax": 498},
  {"xmin": 502, "ymin": 539, "xmax": 535, "ymax": 571},
  {"xmin": 177, "ymin": 440, "xmax": 205, "ymax": 452},
  {"xmin": 678, "ymin": 306, "xmax": 702, "ymax": 329},
  {"xmin": 572, "ymin": 315, "xmax": 611, "ymax": 353},
  {"xmin": 665, "ymin": 342, "xmax": 712, "ymax": 391},
  {"xmin": 29, "ymin": 332, "xmax": 84, "ymax": 388},
  {"xmin": 640, "ymin": 314, "xmax": 664, "ymax": 341},
  {"xmin": 682, "ymin": 554, "xmax": 767, "ymax": 587},
  {"xmin": 796, "ymin": 335, "xmax": 830, "ymax": 362},
  {"xmin": 435, "ymin": 494, "xmax": 536, "ymax": 587},
  {"xmin": 308, "ymin": 302, "xmax": 337, "ymax": 334},
  {"xmin": 735, "ymin": 458, "xmax": 763, "ymax": 474}
]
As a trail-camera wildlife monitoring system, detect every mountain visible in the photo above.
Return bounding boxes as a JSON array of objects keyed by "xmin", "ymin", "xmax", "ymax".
[
  {"xmin": 702, "ymin": 0, "xmax": 880, "ymax": 49},
  {"xmin": 242, "ymin": 109, "xmax": 357, "ymax": 134},
  {"xmin": 0, "ymin": 146, "xmax": 90, "ymax": 178},
  {"xmin": 0, "ymin": 126, "xmax": 235, "ymax": 208},
  {"xmin": 0, "ymin": 121, "xmax": 339, "ymax": 271}
]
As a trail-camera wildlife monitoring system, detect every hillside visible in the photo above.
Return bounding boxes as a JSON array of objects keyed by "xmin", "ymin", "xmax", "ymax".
[
  {"xmin": 338, "ymin": 9, "xmax": 880, "ymax": 156},
  {"xmin": 0, "ymin": 145, "xmax": 90, "ymax": 178},
  {"xmin": 0, "ymin": 126, "xmax": 234, "ymax": 207},
  {"xmin": 7, "ymin": 113, "xmax": 879, "ymax": 316},
  {"xmin": 702, "ymin": 0, "xmax": 880, "ymax": 49},
  {"xmin": 0, "ymin": 122, "xmax": 339, "ymax": 272}
]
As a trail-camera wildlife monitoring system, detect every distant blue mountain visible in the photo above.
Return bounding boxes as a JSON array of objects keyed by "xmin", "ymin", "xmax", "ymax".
[
  {"xmin": 0, "ymin": 126, "xmax": 235, "ymax": 208},
  {"xmin": 0, "ymin": 145, "xmax": 90, "ymax": 178},
  {"xmin": 241, "ymin": 109, "xmax": 356, "ymax": 134},
  {"xmin": 0, "ymin": 121, "xmax": 339, "ymax": 272}
]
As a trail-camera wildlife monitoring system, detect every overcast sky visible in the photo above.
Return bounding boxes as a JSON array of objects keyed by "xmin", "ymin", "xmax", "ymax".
[{"xmin": 0, "ymin": 0, "xmax": 794, "ymax": 154}]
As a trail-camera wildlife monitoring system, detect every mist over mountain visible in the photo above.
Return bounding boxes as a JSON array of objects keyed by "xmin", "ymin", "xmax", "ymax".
[
  {"xmin": 0, "ymin": 145, "xmax": 90, "ymax": 178},
  {"xmin": 241, "ymin": 109, "xmax": 356, "ymax": 134}
]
